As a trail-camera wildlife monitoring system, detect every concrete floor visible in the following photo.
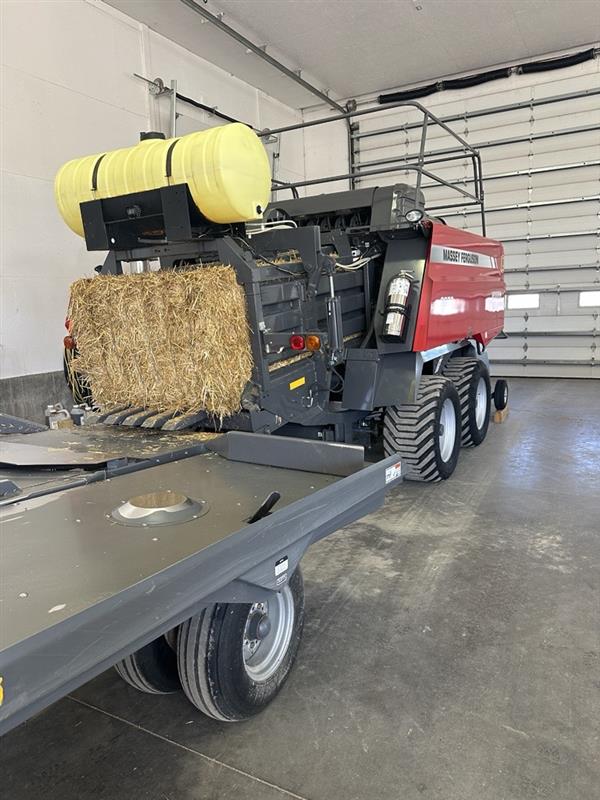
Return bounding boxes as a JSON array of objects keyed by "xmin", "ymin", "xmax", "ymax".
[{"xmin": 2, "ymin": 378, "xmax": 599, "ymax": 799}]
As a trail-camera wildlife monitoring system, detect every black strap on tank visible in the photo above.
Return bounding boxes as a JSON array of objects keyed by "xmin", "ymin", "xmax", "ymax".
[
  {"xmin": 165, "ymin": 139, "xmax": 181, "ymax": 179},
  {"xmin": 91, "ymin": 154, "xmax": 106, "ymax": 192}
]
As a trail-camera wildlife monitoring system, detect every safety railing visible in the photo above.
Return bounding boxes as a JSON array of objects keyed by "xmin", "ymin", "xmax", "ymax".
[{"xmin": 260, "ymin": 100, "xmax": 487, "ymax": 235}]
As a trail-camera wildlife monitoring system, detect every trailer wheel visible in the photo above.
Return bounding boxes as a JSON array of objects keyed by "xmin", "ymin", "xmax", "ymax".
[
  {"xmin": 383, "ymin": 376, "xmax": 461, "ymax": 482},
  {"xmin": 443, "ymin": 357, "xmax": 491, "ymax": 447},
  {"xmin": 493, "ymin": 379, "xmax": 509, "ymax": 411},
  {"xmin": 114, "ymin": 633, "xmax": 181, "ymax": 694},
  {"xmin": 177, "ymin": 569, "xmax": 305, "ymax": 722}
]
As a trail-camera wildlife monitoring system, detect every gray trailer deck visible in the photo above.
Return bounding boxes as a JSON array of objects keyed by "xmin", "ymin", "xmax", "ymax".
[{"xmin": 0, "ymin": 427, "xmax": 402, "ymax": 734}]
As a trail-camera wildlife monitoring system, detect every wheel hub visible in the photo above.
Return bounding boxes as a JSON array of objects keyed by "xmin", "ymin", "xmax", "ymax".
[
  {"xmin": 246, "ymin": 612, "xmax": 271, "ymax": 641},
  {"xmin": 242, "ymin": 590, "xmax": 295, "ymax": 682}
]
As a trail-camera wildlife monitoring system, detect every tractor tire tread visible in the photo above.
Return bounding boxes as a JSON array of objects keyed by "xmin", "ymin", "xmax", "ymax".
[
  {"xmin": 383, "ymin": 375, "xmax": 460, "ymax": 482},
  {"xmin": 442, "ymin": 357, "xmax": 490, "ymax": 447}
]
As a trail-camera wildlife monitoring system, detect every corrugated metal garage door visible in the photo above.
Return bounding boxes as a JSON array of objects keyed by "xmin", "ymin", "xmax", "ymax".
[{"xmin": 351, "ymin": 58, "xmax": 600, "ymax": 378}]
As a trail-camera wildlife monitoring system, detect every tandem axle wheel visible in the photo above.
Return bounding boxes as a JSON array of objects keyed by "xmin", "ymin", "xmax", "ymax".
[
  {"xmin": 383, "ymin": 375, "xmax": 461, "ymax": 482},
  {"xmin": 114, "ymin": 568, "xmax": 305, "ymax": 722}
]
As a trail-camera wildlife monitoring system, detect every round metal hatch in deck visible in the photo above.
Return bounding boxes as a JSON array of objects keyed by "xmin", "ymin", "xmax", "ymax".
[{"xmin": 111, "ymin": 490, "xmax": 208, "ymax": 527}]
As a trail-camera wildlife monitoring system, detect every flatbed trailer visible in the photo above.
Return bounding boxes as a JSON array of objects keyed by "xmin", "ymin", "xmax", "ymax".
[{"xmin": 0, "ymin": 425, "xmax": 402, "ymax": 734}]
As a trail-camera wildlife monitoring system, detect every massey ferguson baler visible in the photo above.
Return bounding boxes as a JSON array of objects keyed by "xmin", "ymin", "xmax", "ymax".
[
  {"xmin": 64, "ymin": 177, "xmax": 507, "ymax": 483},
  {"xmin": 1, "ymin": 104, "xmax": 508, "ymax": 734}
]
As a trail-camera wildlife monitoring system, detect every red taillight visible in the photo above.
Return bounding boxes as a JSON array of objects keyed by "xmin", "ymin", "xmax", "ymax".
[
  {"xmin": 64, "ymin": 335, "xmax": 76, "ymax": 350},
  {"xmin": 289, "ymin": 334, "xmax": 305, "ymax": 351}
]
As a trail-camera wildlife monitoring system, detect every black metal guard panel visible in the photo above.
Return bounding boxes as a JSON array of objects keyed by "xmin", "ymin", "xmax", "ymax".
[{"xmin": 0, "ymin": 450, "xmax": 402, "ymax": 734}]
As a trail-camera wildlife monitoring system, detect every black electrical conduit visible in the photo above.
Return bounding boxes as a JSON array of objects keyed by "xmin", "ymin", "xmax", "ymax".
[
  {"xmin": 379, "ymin": 48, "xmax": 597, "ymax": 105},
  {"xmin": 170, "ymin": 92, "xmax": 291, "ymax": 193},
  {"xmin": 174, "ymin": 90, "xmax": 255, "ymax": 129}
]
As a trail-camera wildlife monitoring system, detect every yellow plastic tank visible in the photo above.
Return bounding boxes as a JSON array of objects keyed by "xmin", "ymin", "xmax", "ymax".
[{"xmin": 54, "ymin": 123, "xmax": 271, "ymax": 237}]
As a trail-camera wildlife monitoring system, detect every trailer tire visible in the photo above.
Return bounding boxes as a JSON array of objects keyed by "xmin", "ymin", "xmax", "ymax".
[
  {"xmin": 114, "ymin": 634, "xmax": 181, "ymax": 694},
  {"xmin": 177, "ymin": 569, "xmax": 305, "ymax": 722},
  {"xmin": 443, "ymin": 357, "xmax": 491, "ymax": 447},
  {"xmin": 383, "ymin": 376, "xmax": 461, "ymax": 482}
]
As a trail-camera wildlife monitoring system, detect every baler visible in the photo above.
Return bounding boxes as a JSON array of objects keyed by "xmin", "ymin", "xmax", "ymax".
[
  {"xmin": 59, "ymin": 125, "xmax": 507, "ymax": 482},
  {"xmin": 0, "ymin": 105, "xmax": 507, "ymax": 733}
]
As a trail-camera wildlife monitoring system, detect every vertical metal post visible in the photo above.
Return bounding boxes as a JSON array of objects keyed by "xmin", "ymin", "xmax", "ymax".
[
  {"xmin": 327, "ymin": 273, "xmax": 344, "ymax": 363},
  {"xmin": 345, "ymin": 101, "xmax": 358, "ymax": 190},
  {"xmin": 170, "ymin": 79, "xmax": 178, "ymax": 138},
  {"xmin": 472, "ymin": 153, "xmax": 486, "ymax": 235},
  {"xmin": 363, "ymin": 264, "xmax": 372, "ymax": 329},
  {"xmin": 347, "ymin": 120, "xmax": 356, "ymax": 189},
  {"xmin": 414, "ymin": 112, "xmax": 429, "ymax": 204}
]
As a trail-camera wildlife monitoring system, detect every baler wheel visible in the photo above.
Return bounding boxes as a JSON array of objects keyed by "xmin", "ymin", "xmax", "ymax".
[
  {"xmin": 383, "ymin": 375, "xmax": 461, "ymax": 482},
  {"xmin": 177, "ymin": 569, "xmax": 305, "ymax": 721},
  {"xmin": 443, "ymin": 357, "xmax": 491, "ymax": 447},
  {"xmin": 114, "ymin": 632, "xmax": 181, "ymax": 694}
]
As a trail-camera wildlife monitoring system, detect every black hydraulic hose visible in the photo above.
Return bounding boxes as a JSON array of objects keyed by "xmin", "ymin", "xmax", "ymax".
[
  {"xmin": 175, "ymin": 91, "xmax": 255, "ymax": 129},
  {"xmin": 360, "ymin": 315, "xmax": 376, "ymax": 348},
  {"xmin": 234, "ymin": 236, "xmax": 298, "ymax": 276},
  {"xmin": 271, "ymin": 179, "xmax": 300, "ymax": 199}
]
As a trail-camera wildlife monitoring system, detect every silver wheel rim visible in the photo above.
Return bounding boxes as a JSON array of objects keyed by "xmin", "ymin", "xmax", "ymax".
[
  {"xmin": 475, "ymin": 376, "xmax": 487, "ymax": 429},
  {"xmin": 243, "ymin": 587, "xmax": 295, "ymax": 682},
  {"xmin": 439, "ymin": 398, "xmax": 457, "ymax": 462}
]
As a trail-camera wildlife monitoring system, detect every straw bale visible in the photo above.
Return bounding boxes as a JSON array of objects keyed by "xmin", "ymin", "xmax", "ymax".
[{"xmin": 68, "ymin": 266, "xmax": 252, "ymax": 418}]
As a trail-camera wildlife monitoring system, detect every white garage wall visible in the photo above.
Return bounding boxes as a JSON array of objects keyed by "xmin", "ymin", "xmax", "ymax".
[
  {"xmin": 300, "ymin": 55, "xmax": 600, "ymax": 378},
  {"xmin": 0, "ymin": 0, "xmax": 305, "ymax": 381}
]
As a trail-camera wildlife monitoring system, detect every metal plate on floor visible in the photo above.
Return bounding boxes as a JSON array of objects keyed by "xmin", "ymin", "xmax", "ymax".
[
  {"xmin": 111, "ymin": 490, "xmax": 209, "ymax": 527},
  {"xmin": 0, "ymin": 414, "xmax": 48, "ymax": 435},
  {"xmin": 0, "ymin": 441, "xmax": 120, "ymax": 468}
]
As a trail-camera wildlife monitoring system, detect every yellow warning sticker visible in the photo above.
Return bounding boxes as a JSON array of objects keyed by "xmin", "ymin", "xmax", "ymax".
[
  {"xmin": 0, "ymin": 676, "xmax": 4, "ymax": 706},
  {"xmin": 289, "ymin": 376, "xmax": 306, "ymax": 391}
]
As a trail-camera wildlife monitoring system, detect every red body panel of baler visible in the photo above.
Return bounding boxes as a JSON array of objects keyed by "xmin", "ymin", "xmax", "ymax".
[{"xmin": 412, "ymin": 222, "xmax": 505, "ymax": 351}]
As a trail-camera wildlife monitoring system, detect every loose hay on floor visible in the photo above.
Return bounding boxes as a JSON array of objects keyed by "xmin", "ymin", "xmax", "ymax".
[{"xmin": 68, "ymin": 266, "xmax": 253, "ymax": 418}]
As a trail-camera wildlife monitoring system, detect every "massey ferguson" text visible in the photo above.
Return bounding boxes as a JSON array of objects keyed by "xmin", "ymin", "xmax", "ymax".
[{"xmin": 442, "ymin": 248, "xmax": 480, "ymax": 265}]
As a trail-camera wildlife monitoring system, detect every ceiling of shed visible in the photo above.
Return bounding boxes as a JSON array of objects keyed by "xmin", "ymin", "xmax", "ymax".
[{"xmin": 106, "ymin": 0, "xmax": 600, "ymax": 108}]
